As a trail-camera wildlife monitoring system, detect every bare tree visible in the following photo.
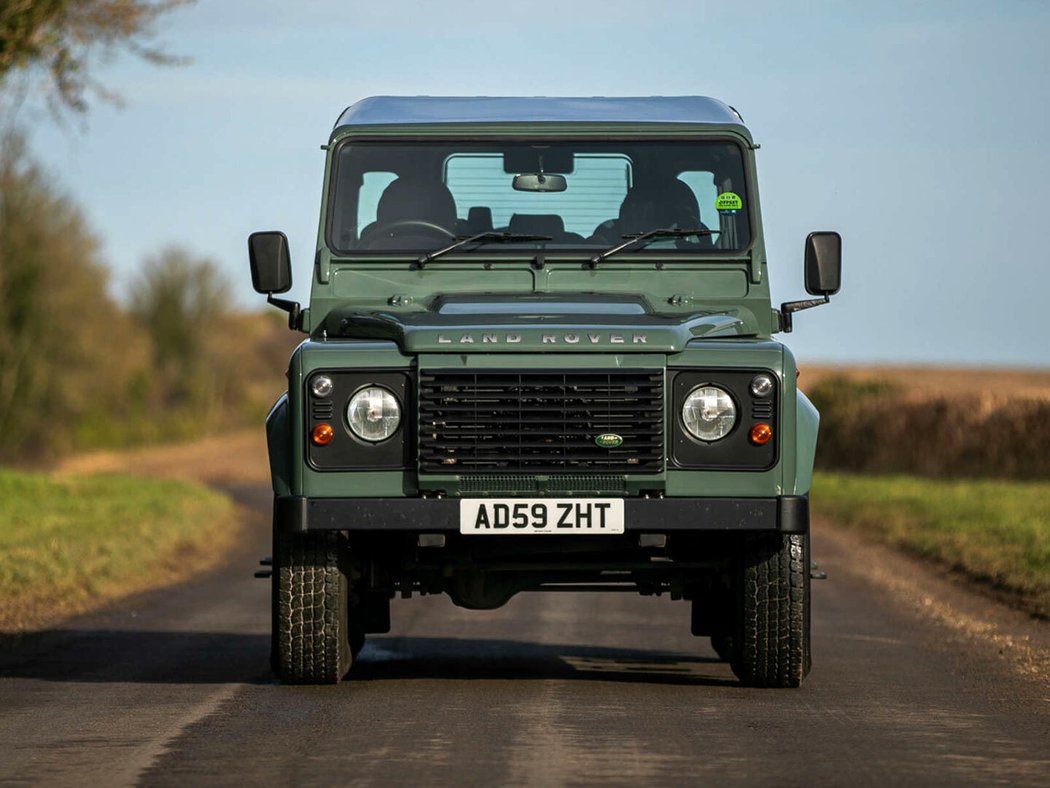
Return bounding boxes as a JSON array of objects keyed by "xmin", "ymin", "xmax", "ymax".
[{"xmin": 0, "ymin": 0, "xmax": 194, "ymax": 119}]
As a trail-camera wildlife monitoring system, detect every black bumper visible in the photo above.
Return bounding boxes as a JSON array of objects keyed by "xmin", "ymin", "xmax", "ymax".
[{"xmin": 276, "ymin": 495, "xmax": 808, "ymax": 535}]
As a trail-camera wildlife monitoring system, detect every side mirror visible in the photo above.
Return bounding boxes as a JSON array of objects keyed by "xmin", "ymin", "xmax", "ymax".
[
  {"xmin": 248, "ymin": 230, "xmax": 301, "ymax": 330},
  {"xmin": 248, "ymin": 231, "xmax": 292, "ymax": 294},
  {"xmin": 779, "ymin": 230, "xmax": 842, "ymax": 333},
  {"xmin": 804, "ymin": 231, "xmax": 841, "ymax": 296}
]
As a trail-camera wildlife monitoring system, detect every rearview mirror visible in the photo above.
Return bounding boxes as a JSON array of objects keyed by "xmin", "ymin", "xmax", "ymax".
[
  {"xmin": 512, "ymin": 173, "xmax": 567, "ymax": 193},
  {"xmin": 804, "ymin": 231, "xmax": 841, "ymax": 296},
  {"xmin": 503, "ymin": 147, "xmax": 574, "ymax": 174},
  {"xmin": 248, "ymin": 231, "xmax": 292, "ymax": 294}
]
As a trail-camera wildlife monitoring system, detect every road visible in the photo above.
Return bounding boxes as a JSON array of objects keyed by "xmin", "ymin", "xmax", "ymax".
[{"xmin": 1, "ymin": 485, "xmax": 1048, "ymax": 787}]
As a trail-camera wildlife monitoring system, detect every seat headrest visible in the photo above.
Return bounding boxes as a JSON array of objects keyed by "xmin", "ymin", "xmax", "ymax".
[
  {"xmin": 467, "ymin": 206, "xmax": 493, "ymax": 233},
  {"xmin": 508, "ymin": 213, "xmax": 564, "ymax": 237},
  {"xmin": 619, "ymin": 180, "xmax": 701, "ymax": 235},
  {"xmin": 376, "ymin": 178, "xmax": 457, "ymax": 230}
]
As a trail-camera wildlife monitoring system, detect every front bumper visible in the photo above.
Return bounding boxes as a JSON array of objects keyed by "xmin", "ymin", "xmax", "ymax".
[{"xmin": 276, "ymin": 495, "xmax": 808, "ymax": 535}]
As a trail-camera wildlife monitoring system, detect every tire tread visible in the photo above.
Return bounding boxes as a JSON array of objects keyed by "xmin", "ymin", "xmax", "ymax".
[
  {"xmin": 274, "ymin": 530, "xmax": 350, "ymax": 684},
  {"xmin": 731, "ymin": 533, "xmax": 811, "ymax": 688}
]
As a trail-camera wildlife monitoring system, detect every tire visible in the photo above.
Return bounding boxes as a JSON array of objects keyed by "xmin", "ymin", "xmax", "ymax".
[
  {"xmin": 273, "ymin": 529, "xmax": 351, "ymax": 684},
  {"xmin": 730, "ymin": 533, "xmax": 811, "ymax": 688}
]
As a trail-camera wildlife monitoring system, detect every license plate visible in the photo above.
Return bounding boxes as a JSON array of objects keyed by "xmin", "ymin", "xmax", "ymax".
[{"xmin": 459, "ymin": 498, "xmax": 625, "ymax": 535}]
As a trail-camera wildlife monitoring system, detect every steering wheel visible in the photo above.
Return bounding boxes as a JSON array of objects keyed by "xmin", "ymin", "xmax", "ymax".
[{"xmin": 365, "ymin": 220, "xmax": 456, "ymax": 242}]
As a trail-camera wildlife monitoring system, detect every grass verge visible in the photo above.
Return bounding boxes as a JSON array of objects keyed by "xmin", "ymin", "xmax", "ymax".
[
  {"xmin": 813, "ymin": 472, "xmax": 1050, "ymax": 618},
  {"xmin": 0, "ymin": 468, "xmax": 237, "ymax": 634}
]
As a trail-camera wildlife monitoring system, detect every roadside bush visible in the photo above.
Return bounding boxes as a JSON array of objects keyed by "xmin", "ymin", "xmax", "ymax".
[
  {"xmin": 126, "ymin": 247, "xmax": 298, "ymax": 437},
  {"xmin": 0, "ymin": 134, "xmax": 149, "ymax": 460},
  {"xmin": 130, "ymin": 246, "xmax": 235, "ymax": 411},
  {"xmin": 0, "ymin": 137, "xmax": 294, "ymax": 461},
  {"xmin": 809, "ymin": 376, "xmax": 1050, "ymax": 479}
]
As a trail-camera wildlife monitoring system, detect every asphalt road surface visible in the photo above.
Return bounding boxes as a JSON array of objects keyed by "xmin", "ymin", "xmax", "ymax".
[{"xmin": 1, "ymin": 485, "xmax": 1048, "ymax": 787}]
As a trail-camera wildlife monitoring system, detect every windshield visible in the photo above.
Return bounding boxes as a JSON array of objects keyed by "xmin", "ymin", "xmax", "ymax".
[{"xmin": 328, "ymin": 140, "xmax": 751, "ymax": 255}]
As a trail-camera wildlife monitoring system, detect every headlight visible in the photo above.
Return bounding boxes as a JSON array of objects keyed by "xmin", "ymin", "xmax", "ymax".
[
  {"xmin": 347, "ymin": 386, "xmax": 401, "ymax": 442},
  {"xmin": 682, "ymin": 385, "xmax": 737, "ymax": 442}
]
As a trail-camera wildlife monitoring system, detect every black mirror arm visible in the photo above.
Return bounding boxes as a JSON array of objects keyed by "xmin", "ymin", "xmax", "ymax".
[
  {"xmin": 778, "ymin": 294, "xmax": 830, "ymax": 333},
  {"xmin": 267, "ymin": 293, "xmax": 302, "ymax": 331}
]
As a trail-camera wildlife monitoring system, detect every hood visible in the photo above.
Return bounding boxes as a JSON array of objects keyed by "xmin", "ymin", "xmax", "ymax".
[{"xmin": 320, "ymin": 295, "xmax": 759, "ymax": 353}]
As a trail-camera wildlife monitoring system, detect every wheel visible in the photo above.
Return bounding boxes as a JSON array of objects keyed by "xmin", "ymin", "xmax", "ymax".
[
  {"xmin": 730, "ymin": 533, "xmax": 811, "ymax": 688},
  {"xmin": 273, "ymin": 529, "xmax": 351, "ymax": 684}
]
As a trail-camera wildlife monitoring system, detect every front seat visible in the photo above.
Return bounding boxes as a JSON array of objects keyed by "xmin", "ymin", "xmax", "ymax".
[
  {"xmin": 620, "ymin": 180, "xmax": 705, "ymax": 233},
  {"xmin": 359, "ymin": 178, "xmax": 458, "ymax": 247},
  {"xmin": 591, "ymin": 179, "xmax": 712, "ymax": 248}
]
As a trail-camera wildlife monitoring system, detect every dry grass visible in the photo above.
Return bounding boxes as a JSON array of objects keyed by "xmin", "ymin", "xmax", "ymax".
[
  {"xmin": 801, "ymin": 363, "xmax": 1050, "ymax": 400},
  {"xmin": 56, "ymin": 430, "xmax": 270, "ymax": 486},
  {"xmin": 2, "ymin": 429, "xmax": 271, "ymax": 635},
  {"xmin": 0, "ymin": 470, "xmax": 238, "ymax": 633}
]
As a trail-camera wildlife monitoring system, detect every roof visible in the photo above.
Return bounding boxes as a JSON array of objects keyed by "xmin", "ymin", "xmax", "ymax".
[{"xmin": 334, "ymin": 96, "xmax": 747, "ymax": 130}]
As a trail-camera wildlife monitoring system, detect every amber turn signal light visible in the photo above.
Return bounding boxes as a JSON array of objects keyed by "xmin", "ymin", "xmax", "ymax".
[
  {"xmin": 311, "ymin": 423, "xmax": 334, "ymax": 446},
  {"xmin": 749, "ymin": 423, "xmax": 773, "ymax": 445}
]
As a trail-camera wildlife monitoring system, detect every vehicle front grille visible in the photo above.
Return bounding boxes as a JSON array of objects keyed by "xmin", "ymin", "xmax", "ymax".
[
  {"xmin": 458, "ymin": 474, "xmax": 627, "ymax": 495},
  {"xmin": 419, "ymin": 370, "xmax": 664, "ymax": 472}
]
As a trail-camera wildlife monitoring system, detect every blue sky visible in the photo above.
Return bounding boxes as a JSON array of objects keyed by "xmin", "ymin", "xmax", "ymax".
[{"xmin": 12, "ymin": 0, "xmax": 1050, "ymax": 366}]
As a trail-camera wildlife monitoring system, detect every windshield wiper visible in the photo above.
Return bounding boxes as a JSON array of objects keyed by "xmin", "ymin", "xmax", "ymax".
[
  {"xmin": 587, "ymin": 227, "xmax": 719, "ymax": 268},
  {"xmin": 417, "ymin": 231, "xmax": 552, "ymax": 267}
]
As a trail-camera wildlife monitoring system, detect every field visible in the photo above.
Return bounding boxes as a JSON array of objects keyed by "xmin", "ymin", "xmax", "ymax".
[
  {"xmin": 813, "ymin": 472, "xmax": 1050, "ymax": 618},
  {"xmin": 803, "ymin": 363, "xmax": 1050, "ymax": 617},
  {"xmin": 0, "ymin": 469, "xmax": 237, "ymax": 635},
  {"xmin": 801, "ymin": 364, "xmax": 1050, "ymax": 479},
  {"xmin": 801, "ymin": 364, "xmax": 1050, "ymax": 399}
]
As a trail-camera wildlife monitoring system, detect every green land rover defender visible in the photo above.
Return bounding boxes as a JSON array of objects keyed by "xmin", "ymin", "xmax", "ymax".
[{"xmin": 248, "ymin": 96, "xmax": 840, "ymax": 688}]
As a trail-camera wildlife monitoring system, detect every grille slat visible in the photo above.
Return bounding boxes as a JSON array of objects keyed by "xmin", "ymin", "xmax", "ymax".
[
  {"xmin": 458, "ymin": 474, "xmax": 627, "ymax": 494},
  {"xmin": 752, "ymin": 401, "xmax": 774, "ymax": 420},
  {"xmin": 311, "ymin": 400, "xmax": 334, "ymax": 421},
  {"xmin": 421, "ymin": 440, "xmax": 663, "ymax": 449},
  {"xmin": 419, "ymin": 370, "xmax": 664, "ymax": 472}
]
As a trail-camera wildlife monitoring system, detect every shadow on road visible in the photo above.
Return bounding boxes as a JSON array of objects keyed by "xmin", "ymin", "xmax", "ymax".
[
  {"xmin": 354, "ymin": 635, "xmax": 734, "ymax": 687},
  {"xmin": 0, "ymin": 631, "xmax": 734, "ymax": 688},
  {"xmin": 0, "ymin": 630, "xmax": 272, "ymax": 685}
]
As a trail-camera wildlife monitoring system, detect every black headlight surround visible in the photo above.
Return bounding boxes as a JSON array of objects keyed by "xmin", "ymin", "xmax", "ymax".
[
  {"xmin": 669, "ymin": 368, "xmax": 778, "ymax": 470},
  {"xmin": 306, "ymin": 369, "xmax": 413, "ymax": 470}
]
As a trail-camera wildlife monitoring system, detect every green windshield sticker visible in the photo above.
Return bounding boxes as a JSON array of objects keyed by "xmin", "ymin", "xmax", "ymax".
[{"xmin": 715, "ymin": 192, "xmax": 743, "ymax": 213}]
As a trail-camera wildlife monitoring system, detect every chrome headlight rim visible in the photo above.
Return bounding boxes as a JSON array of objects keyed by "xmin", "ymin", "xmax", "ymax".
[
  {"xmin": 346, "ymin": 384, "xmax": 402, "ymax": 443},
  {"xmin": 310, "ymin": 374, "xmax": 334, "ymax": 398},
  {"xmin": 749, "ymin": 373, "xmax": 775, "ymax": 398},
  {"xmin": 681, "ymin": 384, "xmax": 738, "ymax": 443}
]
